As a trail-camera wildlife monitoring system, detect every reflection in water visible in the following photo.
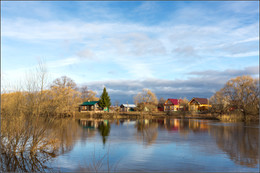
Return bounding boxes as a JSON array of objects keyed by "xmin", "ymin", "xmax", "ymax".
[
  {"xmin": 209, "ymin": 123, "xmax": 259, "ymax": 168},
  {"xmin": 0, "ymin": 151, "xmax": 56, "ymax": 172},
  {"xmin": 156, "ymin": 118, "xmax": 209, "ymax": 135},
  {"xmin": 78, "ymin": 119, "xmax": 111, "ymax": 145},
  {"xmin": 135, "ymin": 120, "xmax": 158, "ymax": 146},
  {"xmin": 98, "ymin": 121, "xmax": 111, "ymax": 145},
  {"xmin": 1, "ymin": 115, "xmax": 83, "ymax": 172},
  {"xmin": 1, "ymin": 116, "xmax": 259, "ymax": 172}
]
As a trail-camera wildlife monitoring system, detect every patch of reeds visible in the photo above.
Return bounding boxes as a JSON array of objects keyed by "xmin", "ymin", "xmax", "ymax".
[{"xmin": 217, "ymin": 114, "xmax": 244, "ymax": 122}]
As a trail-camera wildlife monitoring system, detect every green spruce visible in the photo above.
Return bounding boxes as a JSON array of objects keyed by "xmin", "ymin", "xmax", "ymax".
[{"xmin": 99, "ymin": 87, "xmax": 111, "ymax": 110}]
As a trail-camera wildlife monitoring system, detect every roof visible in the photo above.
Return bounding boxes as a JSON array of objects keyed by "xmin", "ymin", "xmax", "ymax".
[
  {"xmin": 80, "ymin": 101, "xmax": 99, "ymax": 106},
  {"xmin": 190, "ymin": 98, "xmax": 208, "ymax": 104},
  {"xmin": 121, "ymin": 104, "xmax": 136, "ymax": 108},
  {"xmin": 166, "ymin": 99, "xmax": 179, "ymax": 105}
]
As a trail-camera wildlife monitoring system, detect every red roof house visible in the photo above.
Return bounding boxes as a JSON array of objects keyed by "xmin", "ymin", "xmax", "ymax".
[{"xmin": 164, "ymin": 98, "xmax": 182, "ymax": 111}]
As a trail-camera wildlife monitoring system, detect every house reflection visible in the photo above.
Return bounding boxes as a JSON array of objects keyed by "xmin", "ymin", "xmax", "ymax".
[
  {"xmin": 78, "ymin": 119, "xmax": 111, "ymax": 145},
  {"xmin": 156, "ymin": 118, "xmax": 209, "ymax": 134}
]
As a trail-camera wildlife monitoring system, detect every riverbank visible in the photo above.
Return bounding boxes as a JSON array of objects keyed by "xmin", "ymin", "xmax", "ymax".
[
  {"xmin": 75, "ymin": 111, "xmax": 258, "ymax": 122},
  {"xmin": 75, "ymin": 111, "xmax": 219, "ymax": 121},
  {"xmin": 75, "ymin": 111, "xmax": 168, "ymax": 120}
]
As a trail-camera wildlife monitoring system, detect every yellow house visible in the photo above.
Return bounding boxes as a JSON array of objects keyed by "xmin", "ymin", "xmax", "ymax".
[
  {"xmin": 164, "ymin": 99, "xmax": 182, "ymax": 111},
  {"xmin": 188, "ymin": 98, "xmax": 211, "ymax": 111}
]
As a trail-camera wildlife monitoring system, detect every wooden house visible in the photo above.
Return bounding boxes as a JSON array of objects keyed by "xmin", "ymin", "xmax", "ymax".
[
  {"xmin": 120, "ymin": 104, "xmax": 136, "ymax": 112},
  {"xmin": 79, "ymin": 101, "xmax": 99, "ymax": 112},
  {"xmin": 188, "ymin": 98, "xmax": 211, "ymax": 111},
  {"xmin": 164, "ymin": 99, "xmax": 182, "ymax": 111}
]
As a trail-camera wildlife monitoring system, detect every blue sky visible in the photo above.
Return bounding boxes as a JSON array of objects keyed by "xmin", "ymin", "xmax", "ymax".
[{"xmin": 1, "ymin": 1, "xmax": 259, "ymax": 104}]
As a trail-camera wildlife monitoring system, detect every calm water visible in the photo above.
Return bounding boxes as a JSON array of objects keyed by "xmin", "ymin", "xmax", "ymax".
[
  {"xmin": 1, "ymin": 118, "xmax": 259, "ymax": 172},
  {"xmin": 47, "ymin": 118, "xmax": 259, "ymax": 172}
]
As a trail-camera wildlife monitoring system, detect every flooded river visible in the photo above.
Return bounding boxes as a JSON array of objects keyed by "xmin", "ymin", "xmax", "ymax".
[{"xmin": 1, "ymin": 118, "xmax": 259, "ymax": 172}]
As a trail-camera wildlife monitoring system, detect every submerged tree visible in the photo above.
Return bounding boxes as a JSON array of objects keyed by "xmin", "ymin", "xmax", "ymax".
[{"xmin": 99, "ymin": 87, "xmax": 111, "ymax": 110}]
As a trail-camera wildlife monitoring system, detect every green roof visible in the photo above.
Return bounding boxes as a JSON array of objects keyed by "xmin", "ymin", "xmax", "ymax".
[{"xmin": 80, "ymin": 101, "xmax": 99, "ymax": 106}]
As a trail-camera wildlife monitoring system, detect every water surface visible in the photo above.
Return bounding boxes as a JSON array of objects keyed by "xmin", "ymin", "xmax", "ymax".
[
  {"xmin": 1, "ymin": 117, "xmax": 259, "ymax": 172},
  {"xmin": 50, "ymin": 118, "xmax": 259, "ymax": 172}
]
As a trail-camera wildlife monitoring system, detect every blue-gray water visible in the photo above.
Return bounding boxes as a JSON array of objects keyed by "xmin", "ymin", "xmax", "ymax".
[{"xmin": 47, "ymin": 118, "xmax": 259, "ymax": 172}]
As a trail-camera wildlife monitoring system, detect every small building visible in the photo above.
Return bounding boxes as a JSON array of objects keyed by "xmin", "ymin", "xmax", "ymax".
[
  {"xmin": 164, "ymin": 99, "xmax": 182, "ymax": 111},
  {"xmin": 188, "ymin": 98, "xmax": 211, "ymax": 111},
  {"xmin": 79, "ymin": 101, "xmax": 99, "ymax": 112},
  {"xmin": 120, "ymin": 104, "xmax": 136, "ymax": 112}
]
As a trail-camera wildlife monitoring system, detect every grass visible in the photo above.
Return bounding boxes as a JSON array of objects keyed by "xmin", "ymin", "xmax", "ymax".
[{"xmin": 217, "ymin": 114, "xmax": 244, "ymax": 122}]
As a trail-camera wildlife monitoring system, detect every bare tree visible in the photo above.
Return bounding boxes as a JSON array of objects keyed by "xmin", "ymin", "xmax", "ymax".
[
  {"xmin": 210, "ymin": 89, "xmax": 230, "ymax": 114},
  {"xmin": 51, "ymin": 76, "xmax": 77, "ymax": 89},
  {"xmin": 158, "ymin": 97, "xmax": 166, "ymax": 111},
  {"xmin": 134, "ymin": 89, "xmax": 158, "ymax": 112},
  {"xmin": 179, "ymin": 97, "xmax": 189, "ymax": 111},
  {"xmin": 211, "ymin": 75, "xmax": 259, "ymax": 120},
  {"xmin": 50, "ymin": 76, "xmax": 81, "ymax": 117},
  {"xmin": 79, "ymin": 86, "xmax": 99, "ymax": 102}
]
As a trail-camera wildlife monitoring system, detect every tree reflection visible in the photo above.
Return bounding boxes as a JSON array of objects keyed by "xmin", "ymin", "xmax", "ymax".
[
  {"xmin": 98, "ymin": 121, "xmax": 111, "ymax": 145},
  {"xmin": 135, "ymin": 120, "xmax": 158, "ymax": 146},
  {"xmin": 78, "ymin": 119, "xmax": 111, "ymax": 145},
  {"xmin": 209, "ymin": 123, "xmax": 259, "ymax": 167},
  {"xmin": 1, "ymin": 115, "xmax": 83, "ymax": 172},
  {"xmin": 0, "ymin": 151, "xmax": 56, "ymax": 172}
]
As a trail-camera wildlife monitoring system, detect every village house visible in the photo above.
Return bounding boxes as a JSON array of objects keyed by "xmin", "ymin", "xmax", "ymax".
[
  {"xmin": 164, "ymin": 99, "xmax": 183, "ymax": 111},
  {"xmin": 188, "ymin": 98, "xmax": 211, "ymax": 111},
  {"xmin": 79, "ymin": 101, "xmax": 99, "ymax": 112},
  {"xmin": 120, "ymin": 104, "xmax": 136, "ymax": 112}
]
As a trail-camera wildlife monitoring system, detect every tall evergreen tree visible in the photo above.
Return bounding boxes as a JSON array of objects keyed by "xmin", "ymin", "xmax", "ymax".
[{"xmin": 99, "ymin": 87, "xmax": 111, "ymax": 110}]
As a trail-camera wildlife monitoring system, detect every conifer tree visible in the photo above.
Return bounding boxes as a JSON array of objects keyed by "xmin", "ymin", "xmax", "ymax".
[{"xmin": 99, "ymin": 87, "xmax": 111, "ymax": 110}]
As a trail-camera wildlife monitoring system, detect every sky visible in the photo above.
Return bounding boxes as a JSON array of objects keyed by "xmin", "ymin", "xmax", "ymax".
[{"xmin": 1, "ymin": 1, "xmax": 259, "ymax": 104}]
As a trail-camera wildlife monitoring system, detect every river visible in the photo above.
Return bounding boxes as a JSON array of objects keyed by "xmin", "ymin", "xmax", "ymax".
[{"xmin": 1, "ymin": 117, "xmax": 259, "ymax": 172}]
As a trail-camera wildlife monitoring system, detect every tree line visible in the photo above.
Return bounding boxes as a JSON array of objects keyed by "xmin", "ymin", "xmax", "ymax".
[
  {"xmin": 1, "ymin": 60, "xmax": 258, "ymax": 119},
  {"xmin": 1, "ymin": 61, "xmax": 102, "ymax": 118},
  {"xmin": 2, "ymin": 75, "xmax": 102, "ymax": 118},
  {"xmin": 134, "ymin": 76, "xmax": 259, "ymax": 120}
]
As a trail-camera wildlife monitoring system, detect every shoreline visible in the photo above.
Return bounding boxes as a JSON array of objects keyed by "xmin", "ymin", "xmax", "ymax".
[{"xmin": 75, "ymin": 111, "xmax": 258, "ymax": 122}]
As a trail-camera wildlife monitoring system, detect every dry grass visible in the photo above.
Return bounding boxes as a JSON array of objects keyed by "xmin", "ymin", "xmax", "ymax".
[{"xmin": 217, "ymin": 114, "xmax": 244, "ymax": 122}]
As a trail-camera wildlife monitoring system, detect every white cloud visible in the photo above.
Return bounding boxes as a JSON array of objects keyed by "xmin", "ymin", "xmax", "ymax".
[
  {"xmin": 77, "ymin": 49, "xmax": 96, "ymax": 59},
  {"xmin": 83, "ymin": 66, "xmax": 259, "ymax": 103},
  {"xmin": 47, "ymin": 57, "xmax": 80, "ymax": 68},
  {"xmin": 2, "ymin": 2, "xmax": 259, "ymax": 87},
  {"xmin": 225, "ymin": 51, "xmax": 259, "ymax": 58},
  {"xmin": 134, "ymin": 1, "xmax": 158, "ymax": 13},
  {"xmin": 2, "ymin": 17, "xmax": 258, "ymax": 61}
]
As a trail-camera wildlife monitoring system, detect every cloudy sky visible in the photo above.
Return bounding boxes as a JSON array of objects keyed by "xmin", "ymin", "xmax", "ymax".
[{"xmin": 1, "ymin": 1, "xmax": 259, "ymax": 104}]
